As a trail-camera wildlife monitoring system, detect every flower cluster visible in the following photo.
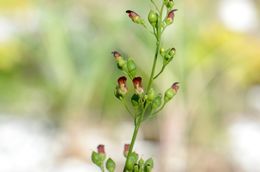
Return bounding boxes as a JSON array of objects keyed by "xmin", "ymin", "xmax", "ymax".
[{"xmin": 92, "ymin": 0, "xmax": 179, "ymax": 171}]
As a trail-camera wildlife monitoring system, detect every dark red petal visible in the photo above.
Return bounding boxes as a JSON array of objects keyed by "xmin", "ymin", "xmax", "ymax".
[
  {"xmin": 133, "ymin": 77, "xmax": 142, "ymax": 87},
  {"xmin": 171, "ymin": 82, "xmax": 179, "ymax": 92},
  {"xmin": 124, "ymin": 144, "xmax": 130, "ymax": 152},
  {"xmin": 112, "ymin": 51, "xmax": 121, "ymax": 59},
  {"xmin": 97, "ymin": 144, "xmax": 105, "ymax": 154},
  {"xmin": 118, "ymin": 76, "xmax": 127, "ymax": 85},
  {"xmin": 167, "ymin": 9, "xmax": 178, "ymax": 19},
  {"xmin": 126, "ymin": 10, "xmax": 139, "ymax": 18}
]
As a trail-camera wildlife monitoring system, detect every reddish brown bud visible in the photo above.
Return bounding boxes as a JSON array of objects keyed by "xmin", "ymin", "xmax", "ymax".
[
  {"xmin": 166, "ymin": 9, "xmax": 177, "ymax": 25},
  {"xmin": 97, "ymin": 144, "xmax": 105, "ymax": 154},
  {"xmin": 123, "ymin": 144, "xmax": 130, "ymax": 157},
  {"xmin": 133, "ymin": 77, "xmax": 144, "ymax": 94},
  {"xmin": 126, "ymin": 10, "xmax": 139, "ymax": 19},
  {"xmin": 112, "ymin": 51, "xmax": 121, "ymax": 60},
  {"xmin": 171, "ymin": 82, "xmax": 179, "ymax": 93},
  {"xmin": 126, "ymin": 10, "xmax": 143, "ymax": 24}
]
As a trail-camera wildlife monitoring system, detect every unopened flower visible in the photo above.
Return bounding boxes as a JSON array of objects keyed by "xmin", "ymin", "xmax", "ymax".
[
  {"xmin": 133, "ymin": 77, "xmax": 144, "ymax": 94},
  {"xmin": 171, "ymin": 82, "xmax": 179, "ymax": 92},
  {"xmin": 112, "ymin": 51, "xmax": 127, "ymax": 70},
  {"xmin": 126, "ymin": 10, "xmax": 143, "ymax": 24},
  {"xmin": 164, "ymin": 82, "xmax": 179, "ymax": 102},
  {"xmin": 97, "ymin": 144, "xmax": 105, "ymax": 155},
  {"xmin": 165, "ymin": 9, "xmax": 177, "ymax": 25},
  {"xmin": 112, "ymin": 51, "xmax": 122, "ymax": 60},
  {"xmin": 123, "ymin": 144, "xmax": 130, "ymax": 157}
]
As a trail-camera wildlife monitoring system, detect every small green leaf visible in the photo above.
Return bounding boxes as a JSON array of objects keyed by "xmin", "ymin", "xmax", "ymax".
[{"xmin": 106, "ymin": 158, "xmax": 116, "ymax": 172}]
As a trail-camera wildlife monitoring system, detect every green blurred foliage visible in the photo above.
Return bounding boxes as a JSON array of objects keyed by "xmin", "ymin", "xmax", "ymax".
[{"xmin": 0, "ymin": 0, "xmax": 259, "ymax": 150}]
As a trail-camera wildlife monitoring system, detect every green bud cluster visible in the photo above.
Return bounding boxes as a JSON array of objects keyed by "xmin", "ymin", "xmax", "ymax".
[
  {"xmin": 91, "ymin": 145, "xmax": 117, "ymax": 172},
  {"xmin": 125, "ymin": 152, "xmax": 154, "ymax": 172},
  {"xmin": 160, "ymin": 47, "xmax": 176, "ymax": 65}
]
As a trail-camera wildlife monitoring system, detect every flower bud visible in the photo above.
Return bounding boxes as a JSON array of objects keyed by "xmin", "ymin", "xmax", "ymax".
[
  {"xmin": 166, "ymin": 0, "xmax": 174, "ymax": 9},
  {"xmin": 144, "ymin": 158, "xmax": 154, "ymax": 172},
  {"xmin": 147, "ymin": 88, "xmax": 155, "ymax": 102},
  {"xmin": 115, "ymin": 76, "xmax": 128, "ymax": 99},
  {"xmin": 164, "ymin": 82, "xmax": 179, "ymax": 103},
  {"xmin": 163, "ymin": 0, "xmax": 168, "ymax": 5},
  {"xmin": 131, "ymin": 94, "xmax": 140, "ymax": 107},
  {"xmin": 160, "ymin": 48, "xmax": 166, "ymax": 56},
  {"xmin": 151, "ymin": 94, "xmax": 162, "ymax": 110},
  {"xmin": 126, "ymin": 152, "xmax": 139, "ymax": 171},
  {"xmin": 123, "ymin": 144, "xmax": 130, "ymax": 157},
  {"xmin": 133, "ymin": 164, "xmax": 139, "ymax": 172},
  {"xmin": 138, "ymin": 158, "xmax": 144, "ymax": 171},
  {"xmin": 97, "ymin": 144, "xmax": 105, "ymax": 154},
  {"xmin": 148, "ymin": 10, "xmax": 158, "ymax": 27},
  {"xmin": 112, "ymin": 51, "xmax": 127, "ymax": 70},
  {"xmin": 106, "ymin": 158, "xmax": 116, "ymax": 172},
  {"xmin": 165, "ymin": 9, "xmax": 177, "ymax": 25},
  {"xmin": 127, "ymin": 59, "xmax": 137, "ymax": 78},
  {"xmin": 163, "ymin": 48, "xmax": 176, "ymax": 64},
  {"xmin": 112, "ymin": 51, "xmax": 121, "ymax": 60},
  {"xmin": 91, "ymin": 145, "xmax": 106, "ymax": 168},
  {"xmin": 133, "ymin": 77, "xmax": 144, "ymax": 94},
  {"xmin": 126, "ymin": 10, "xmax": 143, "ymax": 24}
]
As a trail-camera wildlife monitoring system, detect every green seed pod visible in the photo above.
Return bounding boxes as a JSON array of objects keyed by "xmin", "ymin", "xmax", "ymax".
[
  {"xmin": 160, "ymin": 48, "xmax": 166, "ymax": 57},
  {"xmin": 91, "ymin": 151, "xmax": 103, "ymax": 167},
  {"xmin": 138, "ymin": 158, "xmax": 144, "ymax": 172},
  {"xmin": 127, "ymin": 59, "xmax": 137, "ymax": 78},
  {"xmin": 147, "ymin": 88, "xmax": 155, "ymax": 102},
  {"xmin": 145, "ymin": 158, "xmax": 154, "ymax": 168},
  {"xmin": 126, "ymin": 152, "xmax": 139, "ymax": 171},
  {"xmin": 131, "ymin": 94, "xmax": 140, "ymax": 107},
  {"xmin": 144, "ymin": 158, "xmax": 154, "ymax": 172},
  {"xmin": 144, "ymin": 165, "xmax": 152, "ymax": 172},
  {"xmin": 152, "ymin": 94, "xmax": 162, "ymax": 110},
  {"xmin": 106, "ymin": 158, "xmax": 116, "ymax": 172},
  {"xmin": 164, "ymin": 87, "xmax": 175, "ymax": 102},
  {"xmin": 133, "ymin": 164, "xmax": 139, "ymax": 172},
  {"xmin": 148, "ymin": 10, "xmax": 158, "ymax": 27},
  {"xmin": 163, "ymin": 0, "xmax": 168, "ymax": 6},
  {"xmin": 166, "ymin": 0, "xmax": 174, "ymax": 9},
  {"xmin": 117, "ymin": 58, "xmax": 127, "ymax": 70}
]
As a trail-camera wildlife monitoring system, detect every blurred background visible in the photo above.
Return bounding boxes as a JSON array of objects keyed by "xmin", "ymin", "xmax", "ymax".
[{"xmin": 0, "ymin": 0, "xmax": 260, "ymax": 171}]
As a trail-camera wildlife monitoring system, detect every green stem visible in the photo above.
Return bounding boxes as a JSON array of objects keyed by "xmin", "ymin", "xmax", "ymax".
[
  {"xmin": 153, "ymin": 65, "xmax": 166, "ymax": 79},
  {"xmin": 123, "ymin": 104, "xmax": 148, "ymax": 172},
  {"xmin": 151, "ymin": 0, "xmax": 160, "ymax": 12},
  {"xmin": 146, "ymin": 4, "xmax": 164, "ymax": 93},
  {"xmin": 122, "ymin": 99, "xmax": 135, "ymax": 118},
  {"xmin": 123, "ymin": 114, "xmax": 142, "ymax": 172},
  {"xmin": 101, "ymin": 165, "xmax": 105, "ymax": 172},
  {"xmin": 123, "ymin": 3, "xmax": 165, "ymax": 172}
]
